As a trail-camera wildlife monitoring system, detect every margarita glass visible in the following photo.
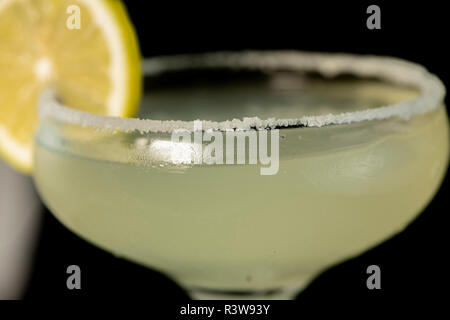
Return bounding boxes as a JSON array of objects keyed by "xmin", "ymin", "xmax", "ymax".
[{"xmin": 33, "ymin": 51, "xmax": 449, "ymax": 299}]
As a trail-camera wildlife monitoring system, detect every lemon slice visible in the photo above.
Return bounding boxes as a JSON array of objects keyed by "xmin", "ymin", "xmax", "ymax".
[{"xmin": 0, "ymin": 0, "xmax": 141, "ymax": 174}]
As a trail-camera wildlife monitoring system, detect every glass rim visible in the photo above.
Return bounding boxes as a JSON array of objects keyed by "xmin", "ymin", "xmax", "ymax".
[{"xmin": 38, "ymin": 50, "xmax": 446, "ymax": 133}]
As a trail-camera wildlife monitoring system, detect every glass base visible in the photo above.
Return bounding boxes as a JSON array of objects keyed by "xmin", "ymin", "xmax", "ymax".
[{"xmin": 187, "ymin": 284, "xmax": 306, "ymax": 300}]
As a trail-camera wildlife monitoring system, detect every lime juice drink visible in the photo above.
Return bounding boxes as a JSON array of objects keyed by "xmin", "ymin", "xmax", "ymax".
[{"xmin": 33, "ymin": 52, "xmax": 449, "ymax": 299}]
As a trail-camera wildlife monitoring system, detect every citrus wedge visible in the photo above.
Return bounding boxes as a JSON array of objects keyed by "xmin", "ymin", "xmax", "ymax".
[{"xmin": 0, "ymin": 0, "xmax": 141, "ymax": 173}]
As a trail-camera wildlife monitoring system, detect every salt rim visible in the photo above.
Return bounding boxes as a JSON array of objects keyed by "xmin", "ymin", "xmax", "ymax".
[{"xmin": 38, "ymin": 51, "xmax": 446, "ymax": 133}]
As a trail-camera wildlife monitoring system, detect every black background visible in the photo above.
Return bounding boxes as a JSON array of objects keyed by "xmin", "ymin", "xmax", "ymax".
[{"xmin": 20, "ymin": 0, "xmax": 448, "ymax": 313}]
